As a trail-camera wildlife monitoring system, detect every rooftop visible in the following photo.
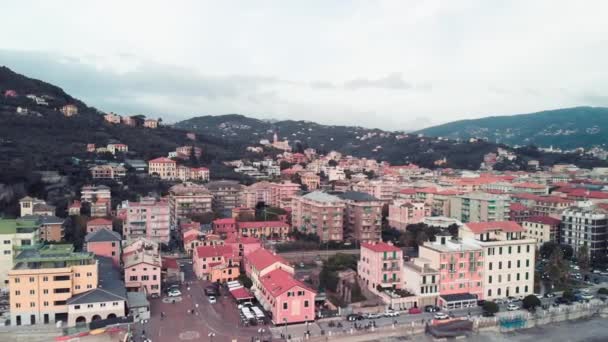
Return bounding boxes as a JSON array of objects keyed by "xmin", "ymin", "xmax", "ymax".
[
  {"xmin": 13, "ymin": 244, "xmax": 95, "ymax": 269},
  {"xmin": 301, "ymin": 191, "xmax": 343, "ymax": 203},
  {"xmin": 361, "ymin": 241, "xmax": 401, "ymax": 253},
  {"xmin": 259, "ymin": 268, "xmax": 315, "ymax": 297},
  {"xmin": 246, "ymin": 248, "xmax": 289, "ymax": 271},
  {"xmin": 337, "ymin": 191, "xmax": 379, "ymax": 202},
  {"xmin": 465, "ymin": 221, "xmax": 524, "ymax": 234},
  {"xmin": 524, "ymin": 216, "xmax": 561, "ymax": 226},
  {"xmin": 85, "ymin": 228, "xmax": 122, "ymax": 243}
]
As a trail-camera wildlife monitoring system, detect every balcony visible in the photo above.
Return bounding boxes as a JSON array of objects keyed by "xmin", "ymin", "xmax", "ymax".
[{"xmin": 382, "ymin": 277, "xmax": 400, "ymax": 283}]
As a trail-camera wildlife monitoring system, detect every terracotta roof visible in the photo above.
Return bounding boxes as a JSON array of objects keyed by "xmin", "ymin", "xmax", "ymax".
[
  {"xmin": 148, "ymin": 157, "xmax": 176, "ymax": 164},
  {"xmin": 162, "ymin": 257, "xmax": 179, "ymax": 270},
  {"xmin": 213, "ymin": 218, "xmax": 236, "ymax": 225},
  {"xmin": 361, "ymin": 241, "xmax": 401, "ymax": 253},
  {"xmin": 524, "ymin": 216, "xmax": 561, "ymax": 226},
  {"xmin": 245, "ymin": 248, "xmax": 289, "ymax": 271},
  {"xmin": 509, "ymin": 203, "xmax": 531, "ymax": 212},
  {"xmin": 399, "ymin": 188, "xmax": 417, "ymax": 195},
  {"xmin": 195, "ymin": 245, "xmax": 236, "ymax": 259},
  {"xmin": 238, "ymin": 221, "xmax": 289, "ymax": 229},
  {"xmin": 230, "ymin": 286, "xmax": 254, "ymax": 300},
  {"xmin": 510, "ymin": 193, "xmax": 542, "ymax": 201},
  {"xmin": 465, "ymin": 221, "xmax": 524, "ymax": 234},
  {"xmin": 259, "ymin": 268, "xmax": 316, "ymax": 297},
  {"xmin": 87, "ymin": 218, "xmax": 113, "ymax": 226},
  {"xmin": 513, "ymin": 182, "xmax": 547, "ymax": 189}
]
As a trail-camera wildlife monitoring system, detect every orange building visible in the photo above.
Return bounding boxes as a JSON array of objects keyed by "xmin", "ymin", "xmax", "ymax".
[{"xmin": 192, "ymin": 245, "xmax": 240, "ymax": 283}]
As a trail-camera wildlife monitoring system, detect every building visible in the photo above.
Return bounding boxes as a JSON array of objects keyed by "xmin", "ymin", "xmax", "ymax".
[
  {"xmin": 143, "ymin": 119, "xmax": 159, "ymax": 128},
  {"xmin": 213, "ymin": 218, "xmax": 238, "ymax": 238},
  {"xmin": 224, "ymin": 236, "xmax": 262, "ymax": 259},
  {"xmin": 450, "ymin": 192, "xmax": 511, "ymax": 223},
  {"xmin": 90, "ymin": 164, "xmax": 126, "ymax": 180},
  {"xmin": 81, "ymin": 185, "xmax": 112, "ymax": 218},
  {"xmin": 106, "ymin": 143, "xmax": 128, "ymax": 155},
  {"xmin": 175, "ymin": 146, "xmax": 202, "ymax": 159},
  {"xmin": 509, "ymin": 203, "xmax": 533, "ymax": 223},
  {"xmin": 560, "ymin": 204, "xmax": 608, "ymax": 261},
  {"xmin": 60, "ymin": 104, "xmax": 78, "ymax": 117},
  {"xmin": 8, "ymin": 244, "xmax": 97, "ymax": 326},
  {"xmin": 192, "ymin": 245, "xmax": 240, "ymax": 282},
  {"xmin": 291, "ymin": 191, "xmax": 346, "ymax": 242},
  {"xmin": 240, "ymin": 181, "xmax": 273, "ymax": 208},
  {"xmin": 338, "ymin": 191, "xmax": 383, "ymax": 243},
  {"xmin": 418, "ymin": 232, "xmax": 483, "ymax": 309},
  {"xmin": 244, "ymin": 248, "xmax": 294, "ymax": 294},
  {"xmin": 0, "ymin": 218, "xmax": 41, "ymax": 290},
  {"xmin": 37, "ymin": 216, "xmax": 65, "ymax": 242},
  {"xmin": 460, "ymin": 221, "xmax": 536, "ymax": 300},
  {"xmin": 123, "ymin": 240, "xmax": 161, "ymax": 297},
  {"xmin": 104, "ymin": 112, "xmax": 122, "ymax": 124},
  {"xmin": 169, "ymin": 182, "xmax": 213, "ymax": 227},
  {"xmin": 148, "ymin": 157, "xmax": 177, "ymax": 180},
  {"xmin": 120, "ymin": 198, "xmax": 170, "ymax": 244},
  {"xmin": 237, "ymin": 221, "xmax": 290, "ymax": 240},
  {"xmin": 19, "ymin": 196, "xmax": 55, "ymax": 217},
  {"xmin": 87, "ymin": 218, "xmax": 113, "ymax": 233},
  {"xmin": 85, "ymin": 229, "xmax": 122, "ymax": 267},
  {"xmin": 206, "ymin": 180, "xmax": 243, "ymax": 215},
  {"xmin": 270, "ymin": 181, "xmax": 301, "ymax": 208},
  {"xmin": 533, "ymin": 196, "xmax": 574, "ymax": 217},
  {"xmin": 300, "ymin": 172, "xmax": 321, "ymax": 191},
  {"xmin": 258, "ymin": 268, "xmax": 316, "ymax": 325},
  {"xmin": 402, "ymin": 257, "xmax": 439, "ymax": 307},
  {"xmin": 358, "ymin": 242, "xmax": 403, "ymax": 293},
  {"xmin": 522, "ymin": 216, "xmax": 561, "ymax": 246},
  {"xmin": 388, "ymin": 200, "xmax": 431, "ymax": 230}
]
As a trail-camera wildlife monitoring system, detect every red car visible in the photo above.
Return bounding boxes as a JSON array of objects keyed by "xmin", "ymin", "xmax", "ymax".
[{"xmin": 408, "ymin": 307, "xmax": 422, "ymax": 314}]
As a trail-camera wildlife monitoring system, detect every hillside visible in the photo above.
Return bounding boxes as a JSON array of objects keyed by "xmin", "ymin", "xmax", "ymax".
[{"xmin": 416, "ymin": 107, "xmax": 608, "ymax": 149}]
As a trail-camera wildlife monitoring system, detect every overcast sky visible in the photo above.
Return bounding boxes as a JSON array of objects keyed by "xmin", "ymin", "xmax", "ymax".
[{"xmin": 2, "ymin": 0, "xmax": 608, "ymax": 130}]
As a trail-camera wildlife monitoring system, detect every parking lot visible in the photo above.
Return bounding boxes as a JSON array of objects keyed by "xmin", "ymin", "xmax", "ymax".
[{"xmin": 132, "ymin": 261, "xmax": 268, "ymax": 342}]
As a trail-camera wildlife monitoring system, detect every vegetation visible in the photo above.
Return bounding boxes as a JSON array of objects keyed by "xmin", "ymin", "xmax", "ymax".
[
  {"xmin": 381, "ymin": 224, "xmax": 459, "ymax": 247},
  {"xmin": 546, "ymin": 247, "xmax": 570, "ymax": 288},
  {"xmin": 237, "ymin": 274, "xmax": 253, "ymax": 289},
  {"xmin": 562, "ymin": 289, "xmax": 576, "ymax": 302},
  {"xmin": 576, "ymin": 243, "xmax": 591, "ymax": 276},
  {"xmin": 482, "ymin": 301, "xmax": 499, "ymax": 315},
  {"xmin": 318, "ymin": 253, "xmax": 358, "ymax": 292},
  {"xmin": 597, "ymin": 288, "xmax": 608, "ymax": 295},
  {"xmin": 522, "ymin": 295, "xmax": 541, "ymax": 312}
]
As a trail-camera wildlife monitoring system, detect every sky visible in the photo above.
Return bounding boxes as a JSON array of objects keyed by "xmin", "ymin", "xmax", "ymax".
[{"xmin": 2, "ymin": 0, "xmax": 608, "ymax": 130}]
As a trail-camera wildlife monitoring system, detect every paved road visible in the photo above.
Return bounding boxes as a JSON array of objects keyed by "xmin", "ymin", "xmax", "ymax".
[{"xmin": 278, "ymin": 249, "xmax": 360, "ymax": 262}]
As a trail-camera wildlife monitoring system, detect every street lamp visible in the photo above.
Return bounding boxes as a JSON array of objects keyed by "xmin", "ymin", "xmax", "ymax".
[
  {"xmin": 305, "ymin": 315, "xmax": 310, "ymax": 335},
  {"xmin": 283, "ymin": 318, "xmax": 288, "ymax": 339},
  {"xmin": 208, "ymin": 332, "xmax": 216, "ymax": 342}
]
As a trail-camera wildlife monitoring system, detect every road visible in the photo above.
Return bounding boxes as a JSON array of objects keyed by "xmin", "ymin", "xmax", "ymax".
[{"xmin": 278, "ymin": 249, "xmax": 359, "ymax": 262}]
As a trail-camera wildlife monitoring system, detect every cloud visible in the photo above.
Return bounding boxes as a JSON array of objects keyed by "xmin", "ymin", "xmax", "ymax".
[{"xmin": 344, "ymin": 73, "xmax": 411, "ymax": 90}]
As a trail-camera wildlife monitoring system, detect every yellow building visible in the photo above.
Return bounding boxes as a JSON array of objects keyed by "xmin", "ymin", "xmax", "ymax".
[{"xmin": 8, "ymin": 244, "xmax": 98, "ymax": 326}]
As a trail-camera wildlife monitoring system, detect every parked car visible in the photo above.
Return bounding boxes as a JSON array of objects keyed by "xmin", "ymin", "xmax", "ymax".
[
  {"xmin": 424, "ymin": 305, "xmax": 440, "ymax": 313},
  {"xmin": 205, "ymin": 287, "xmax": 218, "ymax": 296},
  {"xmin": 554, "ymin": 297, "xmax": 571, "ymax": 305},
  {"xmin": 434, "ymin": 312, "xmax": 450, "ymax": 320},
  {"xmin": 477, "ymin": 300, "xmax": 486, "ymax": 307},
  {"xmin": 544, "ymin": 292, "xmax": 556, "ymax": 298},
  {"xmin": 167, "ymin": 289, "xmax": 181, "ymax": 297},
  {"xmin": 208, "ymin": 296, "xmax": 217, "ymax": 304},
  {"xmin": 408, "ymin": 307, "xmax": 422, "ymax": 315},
  {"xmin": 365, "ymin": 313, "xmax": 382, "ymax": 319},
  {"xmin": 347, "ymin": 314, "xmax": 364, "ymax": 321},
  {"xmin": 494, "ymin": 298, "xmax": 505, "ymax": 304},
  {"xmin": 384, "ymin": 310, "xmax": 400, "ymax": 317},
  {"xmin": 482, "ymin": 311, "xmax": 495, "ymax": 317},
  {"xmin": 506, "ymin": 303, "xmax": 519, "ymax": 311}
]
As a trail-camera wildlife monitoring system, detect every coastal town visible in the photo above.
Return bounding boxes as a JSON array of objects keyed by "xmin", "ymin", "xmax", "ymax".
[{"xmin": 1, "ymin": 107, "xmax": 608, "ymax": 341}]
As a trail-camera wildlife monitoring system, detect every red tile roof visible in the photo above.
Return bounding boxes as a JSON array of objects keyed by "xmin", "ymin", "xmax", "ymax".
[
  {"xmin": 399, "ymin": 188, "xmax": 417, "ymax": 195},
  {"xmin": 259, "ymin": 268, "xmax": 315, "ymax": 297},
  {"xmin": 87, "ymin": 218, "xmax": 113, "ymax": 226},
  {"xmin": 162, "ymin": 257, "xmax": 179, "ymax": 270},
  {"xmin": 509, "ymin": 203, "xmax": 531, "ymax": 212},
  {"xmin": 567, "ymin": 189, "xmax": 608, "ymax": 199},
  {"xmin": 513, "ymin": 182, "xmax": 547, "ymax": 189},
  {"xmin": 230, "ymin": 286, "xmax": 254, "ymax": 300},
  {"xmin": 246, "ymin": 248, "xmax": 289, "ymax": 271},
  {"xmin": 238, "ymin": 221, "xmax": 289, "ymax": 229},
  {"xmin": 213, "ymin": 218, "xmax": 236, "ymax": 225},
  {"xmin": 361, "ymin": 241, "xmax": 401, "ymax": 253},
  {"xmin": 195, "ymin": 245, "xmax": 236, "ymax": 259},
  {"xmin": 524, "ymin": 216, "xmax": 561, "ymax": 226},
  {"xmin": 465, "ymin": 221, "xmax": 524, "ymax": 234},
  {"xmin": 224, "ymin": 236, "xmax": 261, "ymax": 245},
  {"xmin": 148, "ymin": 157, "xmax": 176, "ymax": 164}
]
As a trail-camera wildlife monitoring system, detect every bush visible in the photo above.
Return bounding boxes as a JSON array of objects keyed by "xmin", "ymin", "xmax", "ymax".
[
  {"xmin": 483, "ymin": 301, "xmax": 499, "ymax": 315},
  {"xmin": 562, "ymin": 289, "xmax": 576, "ymax": 301},
  {"xmin": 597, "ymin": 288, "xmax": 608, "ymax": 295},
  {"xmin": 522, "ymin": 295, "xmax": 541, "ymax": 311}
]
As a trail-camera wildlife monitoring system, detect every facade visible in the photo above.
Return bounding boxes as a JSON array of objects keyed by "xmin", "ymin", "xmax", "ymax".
[
  {"xmin": 560, "ymin": 204, "xmax": 608, "ymax": 261},
  {"xmin": 237, "ymin": 221, "xmax": 291, "ymax": 240},
  {"xmin": 85, "ymin": 229, "xmax": 122, "ymax": 267},
  {"xmin": 90, "ymin": 164, "xmax": 126, "ymax": 180},
  {"xmin": 8, "ymin": 245, "xmax": 97, "ymax": 326},
  {"xmin": 388, "ymin": 200, "xmax": 431, "ymax": 230},
  {"xmin": 358, "ymin": 242, "xmax": 403, "ymax": 292},
  {"xmin": 19, "ymin": 196, "xmax": 55, "ymax": 217},
  {"xmin": 106, "ymin": 144, "xmax": 129, "ymax": 155},
  {"xmin": 299, "ymin": 172, "xmax": 320, "ymax": 190},
  {"xmin": 270, "ymin": 181, "xmax": 301, "ymax": 208},
  {"xmin": 122, "ymin": 240, "xmax": 161, "ymax": 297},
  {"xmin": 240, "ymin": 181, "xmax": 273, "ymax": 208},
  {"xmin": 169, "ymin": 182, "xmax": 213, "ymax": 227},
  {"xmin": 87, "ymin": 218, "xmax": 113, "ymax": 233},
  {"xmin": 244, "ymin": 248, "xmax": 294, "ymax": 294},
  {"xmin": 460, "ymin": 221, "xmax": 536, "ymax": 300},
  {"xmin": 206, "ymin": 180, "xmax": 243, "ymax": 215},
  {"xmin": 402, "ymin": 257, "xmax": 439, "ymax": 307},
  {"xmin": 258, "ymin": 268, "xmax": 316, "ymax": 325},
  {"xmin": 120, "ymin": 198, "xmax": 170, "ymax": 244},
  {"xmin": 213, "ymin": 218, "xmax": 238, "ymax": 238},
  {"xmin": 291, "ymin": 191, "xmax": 346, "ymax": 242},
  {"xmin": 192, "ymin": 245, "xmax": 240, "ymax": 282},
  {"xmin": 148, "ymin": 157, "xmax": 177, "ymax": 180},
  {"xmin": 0, "ymin": 218, "xmax": 41, "ymax": 290},
  {"xmin": 60, "ymin": 104, "xmax": 78, "ymax": 117},
  {"xmin": 81, "ymin": 185, "xmax": 112, "ymax": 218},
  {"xmin": 338, "ymin": 191, "xmax": 383, "ymax": 243},
  {"xmin": 37, "ymin": 216, "xmax": 65, "ymax": 242},
  {"xmin": 143, "ymin": 119, "xmax": 159, "ymax": 128},
  {"xmin": 522, "ymin": 216, "xmax": 561, "ymax": 246},
  {"xmin": 450, "ymin": 192, "xmax": 511, "ymax": 223}
]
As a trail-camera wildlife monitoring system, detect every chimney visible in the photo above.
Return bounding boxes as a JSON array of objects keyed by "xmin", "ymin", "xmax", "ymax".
[{"xmin": 440, "ymin": 236, "xmax": 446, "ymax": 245}]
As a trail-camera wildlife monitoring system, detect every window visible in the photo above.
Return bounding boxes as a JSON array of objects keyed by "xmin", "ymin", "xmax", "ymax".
[
  {"xmin": 499, "ymin": 247, "xmax": 503, "ymax": 255},
  {"xmin": 525, "ymin": 285, "xmax": 529, "ymax": 293},
  {"xmin": 43, "ymin": 276, "xmax": 48, "ymax": 282},
  {"xmin": 526, "ymin": 259, "xmax": 530, "ymax": 267},
  {"xmin": 525, "ymin": 272, "xmax": 529, "ymax": 280},
  {"xmin": 526, "ymin": 245, "xmax": 530, "ymax": 253},
  {"xmin": 44, "ymin": 301, "xmax": 49, "ymax": 307},
  {"xmin": 508, "ymin": 246, "xmax": 512, "ymax": 254},
  {"xmin": 488, "ymin": 289, "xmax": 492, "ymax": 297},
  {"xmin": 15, "ymin": 290, "xmax": 20, "ymax": 296},
  {"xmin": 87, "ymin": 284, "xmax": 92, "ymax": 289},
  {"xmin": 87, "ymin": 304, "xmax": 93, "ymax": 308},
  {"xmin": 16, "ymin": 303, "xmax": 21, "ymax": 308},
  {"xmin": 3, "ymin": 240, "xmax": 10, "ymax": 244},
  {"xmin": 153, "ymin": 275, "xmax": 157, "ymax": 280},
  {"xmin": 113, "ymin": 302, "xmax": 119, "ymax": 306},
  {"xmin": 43, "ymin": 289, "xmax": 48, "ymax": 294},
  {"xmin": 75, "ymin": 285, "xmax": 81, "ymax": 290},
  {"xmin": 75, "ymin": 273, "xmax": 80, "ymax": 278},
  {"xmin": 142, "ymin": 275, "xmax": 149, "ymax": 281},
  {"xmin": 488, "ymin": 276, "xmax": 492, "ymax": 284},
  {"xmin": 30, "ymin": 302, "xmax": 35, "ymax": 308},
  {"xmin": 54, "ymin": 275, "xmax": 70, "ymax": 281},
  {"xmin": 304, "ymin": 300, "xmax": 309, "ymax": 308},
  {"xmin": 14, "ymin": 278, "xmax": 20, "ymax": 283},
  {"xmin": 283, "ymin": 303, "xmax": 288, "ymax": 310},
  {"xmin": 86, "ymin": 272, "xmax": 92, "ymax": 277},
  {"xmin": 498, "ymin": 262, "xmax": 502, "ymax": 270},
  {"xmin": 508, "ymin": 261, "xmax": 511, "ymax": 269},
  {"xmin": 29, "ymin": 277, "xmax": 35, "ymax": 282},
  {"xmin": 489, "ymin": 262, "xmax": 492, "ymax": 271},
  {"xmin": 75, "ymin": 305, "xmax": 80, "ymax": 310},
  {"xmin": 517, "ymin": 260, "xmax": 521, "ymax": 268},
  {"xmin": 29, "ymin": 290, "xmax": 35, "ymax": 295},
  {"xmin": 54, "ymin": 288, "xmax": 70, "ymax": 294},
  {"xmin": 100, "ymin": 303, "xmax": 106, "ymax": 307},
  {"xmin": 130, "ymin": 276, "xmax": 138, "ymax": 281}
]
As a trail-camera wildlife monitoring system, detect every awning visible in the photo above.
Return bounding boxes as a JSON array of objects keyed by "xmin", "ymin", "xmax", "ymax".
[
  {"xmin": 440, "ymin": 293, "xmax": 477, "ymax": 303},
  {"xmin": 230, "ymin": 287, "xmax": 254, "ymax": 301}
]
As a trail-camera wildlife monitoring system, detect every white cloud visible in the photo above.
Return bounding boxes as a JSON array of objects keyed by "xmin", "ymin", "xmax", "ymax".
[{"xmin": 1, "ymin": 0, "xmax": 608, "ymax": 130}]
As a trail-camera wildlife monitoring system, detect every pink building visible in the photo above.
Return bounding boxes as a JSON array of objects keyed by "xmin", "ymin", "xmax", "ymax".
[
  {"xmin": 213, "ymin": 218, "xmax": 237, "ymax": 238},
  {"xmin": 358, "ymin": 241, "xmax": 403, "ymax": 292},
  {"xmin": 86, "ymin": 218, "xmax": 113, "ymax": 233},
  {"xmin": 388, "ymin": 200, "xmax": 431, "ymax": 230},
  {"xmin": 123, "ymin": 240, "xmax": 161, "ymax": 297},
  {"xmin": 418, "ymin": 232, "xmax": 483, "ymax": 308},
  {"xmin": 244, "ymin": 248, "xmax": 294, "ymax": 292},
  {"xmin": 85, "ymin": 228, "xmax": 122, "ymax": 266},
  {"xmin": 270, "ymin": 181, "xmax": 301, "ymax": 208},
  {"xmin": 224, "ymin": 236, "xmax": 262, "ymax": 260},
  {"xmin": 291, "ymin": 191, "xmax": 345, "ymax": 242},
  {"xmin": 120, "ymin": 198, "xmax": 170, "ymax": 243},
  {"xmin": 192, "ymin": 245, "xmax": 240, "ymax": 283},
  {"xmin": 258, "ymin": 268, "xmax": 316, "ymax": 325},
  {"xmin": 237, "ymin": 221, "xmax": 291, "ymax": 240}
]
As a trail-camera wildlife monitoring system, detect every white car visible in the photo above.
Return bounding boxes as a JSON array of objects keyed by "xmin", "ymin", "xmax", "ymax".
[
  {"xmin": 167, "ymin": 289, "xmax": 181, "ymax": 297},
  {"xmin": 384, "ymin": 310, "xmax": 400, "ymax": 317},
  {"xmin": 506, "ymin": 303, "xmax": 519, "ymax": 311},
  {"xmin": 208, "ymin": 296, "xmax": 217, "ymax": 304},
  {"xmin": 434, "ymin": 312, "xmax": 450, "ymax": 320}
]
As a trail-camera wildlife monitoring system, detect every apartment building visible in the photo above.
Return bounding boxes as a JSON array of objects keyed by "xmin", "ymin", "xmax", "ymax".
[
  {"xmin": 388, "ymin": 200, "xmax": 431, "ymax": 230},
  {"xmin": 192, "ymin": 245, "xmax": 240, "ymax": 282},
  {"xmin": 533, "ymin": 196, "xmax": 574, "ymax": 217},
  {"xmin": 291, "ymin": 191, "xmax": 346, "ymax": 242},
  {"xmin": 560, "ymin": 204, "xmax": 608, "ymax": 261},
  {"xmin": 122, "ymin": 239, "xmax": 161, "ymax": 297},
  {"xmin": 269, "ymin": 181, "xmax": 301, "ymax": 208},
  {"xmin": 300, "ymin": 172, "xmax": 320, "ymax": 190},
  {"xmin": 417, "ymin": 232, "xmax": 483, "ymax": 309},
  {"xmin": 120, "ymin": 198, "xmax": 170, "ymax": 243},
  {"xmin": 402, "ymin": 257, "xmax": 439, "ymax": 307},
  {"xmin": 206, "ymin": 180, "xmax": 243, "ymax": 215},
  {"xmin": 19, "ymin": 196, "xmax": 55, "ymax": 217},
  {"xmin": 148, "ymin": 157, "xmax": 177, "ymax": 180},
  {"xmin": 90, "ymin": 164, "xmax": 126, "ymax": 180},
  {"xmin": 244, "ymin": 248, "xmax": 294, "ymax": 294},
  {"xmin": 86, "ymin": 218, "xmax": 113, "ymax": 233},
  {"xmin": 37, "ymin": 216, "xmax": 65, "ymax": 242},
  {"xmin": 522, "ymin": 216, "xmax": 561, "ymax": 246},
  {"xmin": 460, "ymin": 221, "xmax": 536, "ymax": 300},
  {"xmin": 237, "ymin": 221, "xmax": 291, "ymax": 240},
  {"xmin": 168, "ymin": 182, "xmax": 213, "ymax": 227},
  {"xmin": 338, "ymin": 191, "xmax": 382, "ymax": 243},
  {"xmin": 8, "ymin": 244, "xmax": 98, "ymax": 326},
  {"xmin": 0, "ymin": 218, "xmax": 41, "ymax": 290},
  {"xmin": 85, "ymin": 228, "xmax": 122, "ymax": 267},
  {"xmin": 358, "ymin": 242, "xmax": 403, "ymax": 292},
  {"xmin": 240, "ymin": 181, "xmax": 273, "ymax": 208},
  {"xmin": 81, "ymin": 185, "xmax": 112, "ymax": 217},
  {"xmin": 450, "ymin": 192, "xmax": 511, "ymax": 223}
]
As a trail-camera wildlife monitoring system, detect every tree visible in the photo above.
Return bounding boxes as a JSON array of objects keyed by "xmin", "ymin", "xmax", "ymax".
[
  {"xmin": 279, "ymin": 161, "xmax": 292, "ymax": 170},
  {"xmin": 540, "ymin": 241, "xmax": 559, "ymax": 259},
  {"xmin": 482, "ymin": 301, "xmax": 499, "ymax": 316},
  {"xmin": 328, "ymin": 159, "xmax": 338, "ymax": 167},
  {"xmin": 577, "ymin": 243, "xmax": 590, "ymax": 276},
  {"xmin": 238, "ymin": 274, "xmax": 253, "ymax": 289},
  {"xmin": 547, "ymin": 247, "xmax": 569, "ymax": 288},
  {"xmin": 522, "ymin": 295, "xmax": 541, "ymax": 311},
  {"xmin": 597, "ymin": 288, "xmax": 608, "ymax": 295},
  {"xmin": 562, "ymin": 289, "xmax": 575, "ymax": 302}
]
